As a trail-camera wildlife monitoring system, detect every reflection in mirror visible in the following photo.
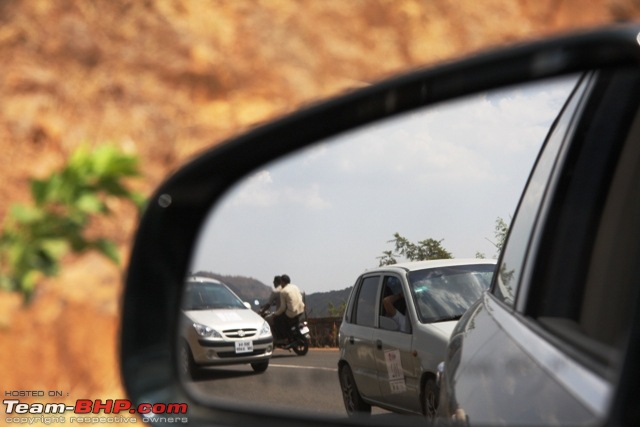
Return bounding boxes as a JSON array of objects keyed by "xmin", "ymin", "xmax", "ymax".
[{"xmin": 180, "ymin": 75, "xmax": 578, "ymax": 419}]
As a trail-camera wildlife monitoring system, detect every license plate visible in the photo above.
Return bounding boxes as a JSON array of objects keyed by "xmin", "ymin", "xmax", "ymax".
[{"xmin": 235, "ymin": 340, "xmax": 253, "ymax": 354}]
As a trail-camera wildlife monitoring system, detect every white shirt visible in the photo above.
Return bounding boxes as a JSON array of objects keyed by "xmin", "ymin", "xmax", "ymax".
[
  {"xmin": 274, "ymin": 283, "xmax": 305, "ymax": 318},
  {"xmin": 392, "ymin": 311, "xmax": 409, "ymax": 333}
]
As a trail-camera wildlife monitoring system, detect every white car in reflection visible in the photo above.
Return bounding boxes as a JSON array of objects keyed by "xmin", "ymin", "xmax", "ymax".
[
  {"xmin": 338, "ymin": 259, "xmax": 496, "ymax": 418},
  {"xmin": 179, "ymin": 276, "xmax": 273, "ymax": 379}
]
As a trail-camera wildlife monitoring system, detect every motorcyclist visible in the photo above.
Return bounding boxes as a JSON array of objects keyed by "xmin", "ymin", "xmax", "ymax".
[
  {"xmin": 260, "ymin": 275, "xmax": 282, "ymax": 320},
  {"xmin": 273, "ymin": 274, "xmax": 305, "ymax": 342}
]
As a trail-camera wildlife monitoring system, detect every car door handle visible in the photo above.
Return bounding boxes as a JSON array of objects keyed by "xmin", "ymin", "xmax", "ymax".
[
  {"xmin": 349, "ymin": 336, "xmax": 355, "ymax": 344},
  {"xmin": 376, "ymin": 339, "xmax": 382, "ymax": 350}
]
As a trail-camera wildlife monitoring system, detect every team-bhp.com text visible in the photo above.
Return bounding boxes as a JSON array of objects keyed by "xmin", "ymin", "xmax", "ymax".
[{"xmin": 3, "ymin": 398, "xmax": 189, "ymax": 424}]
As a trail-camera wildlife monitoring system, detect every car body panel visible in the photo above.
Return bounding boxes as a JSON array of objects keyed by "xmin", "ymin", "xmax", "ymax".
[
  {"xmin": 339, "ymin": 311, "xmax": 383, "ymax": 401},
  {"xmin": 373, "ymin": 328, "xmax": 419, "ymax": 412},
  {"xmin": 439, "ymin": 293, "xmax": 601, "ymax": 424}
]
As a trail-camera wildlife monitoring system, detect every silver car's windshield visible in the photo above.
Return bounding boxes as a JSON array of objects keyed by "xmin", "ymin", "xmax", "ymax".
[
  {"xmin": 409, "ymin": 264, "xmax": 495, "ymax": 323},
  {"xmin": 182, "ymin": 282, "xmax": 247, "ymax": 310}
]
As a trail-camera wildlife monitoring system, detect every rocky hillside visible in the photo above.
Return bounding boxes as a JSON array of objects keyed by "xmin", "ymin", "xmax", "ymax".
[{"xmin": 1, "ymin": 0, "xmax": 639, "ymax": 410}]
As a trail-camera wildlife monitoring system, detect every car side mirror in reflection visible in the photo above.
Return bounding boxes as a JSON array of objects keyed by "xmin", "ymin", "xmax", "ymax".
[{"xmin": 120, "ymin": 25, "xmax": 640, "ymax": 427}]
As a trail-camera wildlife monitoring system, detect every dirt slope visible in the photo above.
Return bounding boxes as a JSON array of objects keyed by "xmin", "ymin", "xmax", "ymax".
[{"xmin": 1, "ymin": 0, "xmax": 638, "ymax": 411}]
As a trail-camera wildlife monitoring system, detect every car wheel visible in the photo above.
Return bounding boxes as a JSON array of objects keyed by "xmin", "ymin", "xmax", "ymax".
[
  {"xmin": 179, "ymin": 342, "xmax": 198, "ymax": 380},
  {"xmin": 422, "ymin": 378, "xmax": 439, "ymax": 419},
  {"xmin": 292, "ymin": 337, "xmax": 309, "ymax": 356},
  {"xmin": 339, "ymin": 364, "xmax": 371, "ymax": 416},
  {"xmin": 251, "ymin": 360, "xmax": 269, "ymax": 373}
]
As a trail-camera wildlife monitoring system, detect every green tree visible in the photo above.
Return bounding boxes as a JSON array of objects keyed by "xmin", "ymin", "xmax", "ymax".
[
  {"xmin": 494, "ymin": 216, "xmax": 509, "ymax": 253},
  {"xmin": 478, "ymin": 216, "xmax": 510, "ymax": 258},
  {"xmin": 327, "ymin": 300, "xmax": 347, "ymax": 317},
  {"xmin": 378, "ymin": 232, "xmax": 453, "ymax": 266},
  {"xmin": 0, "ymin": 144, "xmax": 145, "ymax": 303}
]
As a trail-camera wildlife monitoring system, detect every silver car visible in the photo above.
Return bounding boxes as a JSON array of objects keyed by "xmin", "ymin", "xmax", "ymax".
[
  {"xmin": 338, "ymin": 259, "xmax": 496, "ymax": 418},
  {"xmin": 179, "ymin": 276, "xmax": 273, "ymax": 378}
]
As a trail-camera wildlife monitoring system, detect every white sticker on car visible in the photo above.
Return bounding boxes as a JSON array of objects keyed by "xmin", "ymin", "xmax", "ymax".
[{"xmin": 384, "ymin": 349, "xmax": 406, "ymax": 393}]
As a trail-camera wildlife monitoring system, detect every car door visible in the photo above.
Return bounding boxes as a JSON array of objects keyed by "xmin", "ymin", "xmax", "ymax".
[
  {"xmin": 439, "ymin": 67, "xmax": 640, "ymax": 425},
  {"xmin": 373, "ymin": 275, "xmax": 421, "ymax": 413},
  {"xmin": 340, "ymin": 274, "xmax": 383, "ymax": 401}
]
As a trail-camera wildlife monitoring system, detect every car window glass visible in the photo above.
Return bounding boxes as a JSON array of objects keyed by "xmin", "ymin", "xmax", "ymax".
[
  {"xmin": 381, "ymin": 276, "xmax": 409, "ymax": 332},
  {"xmin": 410, "ymin": 264, "xmax": 494, "ymax": 322},
  {"xmin": 354, "ymin": 276, "xmax": 379, "ymax": 327},
  {"xmin": 492, "ymin": 75, "xmax": 590, "ymax": 307},
  {"xmin": 182, "ymin": 282, "xmax": 246, "ymax": 310}
]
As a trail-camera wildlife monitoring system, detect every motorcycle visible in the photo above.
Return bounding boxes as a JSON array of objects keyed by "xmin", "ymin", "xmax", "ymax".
[{"xmin": 260, "ymin": 309, "xmax": 310, "ymax": 356}]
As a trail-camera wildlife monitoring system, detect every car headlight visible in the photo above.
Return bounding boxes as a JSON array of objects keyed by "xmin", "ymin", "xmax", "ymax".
[
  {"xmin": 193, "ymin": 323, "xmax": 222, "ymax": 338},
  {"xmin": 260, "ymin": 320, "xmax": 271, "ymax": 337}
]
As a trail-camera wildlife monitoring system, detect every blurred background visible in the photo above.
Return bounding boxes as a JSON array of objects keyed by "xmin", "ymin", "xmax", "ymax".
[{"xmin": 1, "ymin": 0, "xmax": 639, "ymax": 411}]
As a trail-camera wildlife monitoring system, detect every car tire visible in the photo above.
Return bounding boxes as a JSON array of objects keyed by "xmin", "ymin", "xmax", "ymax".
[
  {"xmin": 251, "ymin": 360, "xmax": 269, "ymax": 373},
  {"xmin": 422, "ymin": 377, "xmax": 439, "ymax": 419},
  {"xmin": 179, "ymin": 342, "xmax": 198, "ymax": 380},
  {"xmin": 292, "ymin": 337, "xmax": 309, "ymax": 356},
  {"xmin": 339, "ymin": 364, "xmax": 371, "ymax": 416}
]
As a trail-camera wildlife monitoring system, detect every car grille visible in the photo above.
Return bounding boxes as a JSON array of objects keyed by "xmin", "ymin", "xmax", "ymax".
[{"xmin": 223, "ymin": 328, "xmax": 258, "ymax": 339}]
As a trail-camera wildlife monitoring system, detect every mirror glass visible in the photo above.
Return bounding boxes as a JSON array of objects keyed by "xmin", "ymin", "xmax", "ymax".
[{"xmin": 181, "ymin": 74, "xmax": 579, "ymax": 418}]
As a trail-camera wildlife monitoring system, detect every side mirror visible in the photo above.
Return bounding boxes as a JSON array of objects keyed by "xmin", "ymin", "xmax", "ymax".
[{"xmin": 120, "ymin": 25, "xmax": 640, "ymax": 426}]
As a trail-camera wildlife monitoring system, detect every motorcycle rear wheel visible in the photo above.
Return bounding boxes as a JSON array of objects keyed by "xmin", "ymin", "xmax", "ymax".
[{"xmin": 292, "ymin": 337, "xmax": 309, "ymax": 356}]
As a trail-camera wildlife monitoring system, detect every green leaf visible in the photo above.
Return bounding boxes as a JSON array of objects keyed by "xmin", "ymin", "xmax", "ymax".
[
  {"xmin": 75, "ymin": 193, "xmax": 105, "ymax": 214},
  {"xmin": 31, "ymin": 179, "xmax": 50, "ymax": 205},
  {"xmin": 40, "ymin": 239, "xmax": 70, "ymax": 260},
  {"xmin": 9, "ymin": 205, "xmax": 42, "ymax": 224},
  {"xmin": 94, "ymin": 239, "xmax": 120, "ymax": 265}
]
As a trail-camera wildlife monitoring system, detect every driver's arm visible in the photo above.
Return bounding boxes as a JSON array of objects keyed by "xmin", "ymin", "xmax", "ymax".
[{"xmin": 383, "ymin": 293, "xmax": 403, "ymax": 317}]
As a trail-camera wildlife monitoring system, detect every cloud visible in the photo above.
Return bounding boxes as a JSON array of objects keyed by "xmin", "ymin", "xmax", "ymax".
[
  {"xmin": 230, "ymin": 170, "xmax": 278, "ymax": 207},
  {"xmin": 229, "ymin": 169, "xmax": 331, "ymax": 210}
]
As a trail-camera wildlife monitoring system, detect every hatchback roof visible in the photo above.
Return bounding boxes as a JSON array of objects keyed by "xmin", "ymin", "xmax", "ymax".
[
  {"xmin": 186, "ymin": 275, "xmax": 223, "ymax": 284},
  {"xmin": 367, "ymin": 258, "xmax": 497, "ymax": 273}
]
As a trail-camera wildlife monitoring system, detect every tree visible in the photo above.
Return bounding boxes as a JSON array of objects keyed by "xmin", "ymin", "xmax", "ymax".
[
  {"xmin": 478, "ymin": 216, "xmax": 510, "ymax": 259},
  {"xmin": 327, "ymin": 300, "xmax": 347, "ymax": 317},
  {"xmin": 0, "ymin": 144, "xmax": 144, "ymax": 303},
  {"xmin": 494, "ymin": 216, "xmax": 509, "ymax": 253},
  {"xmin": 378, "ymin": 232, "xmax": 453, "ymax": 266}
]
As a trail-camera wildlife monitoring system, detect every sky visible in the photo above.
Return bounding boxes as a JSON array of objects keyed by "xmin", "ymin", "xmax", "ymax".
[{"xmin": 190, "ymin": 74, "xmax": 578, "ymax": 294}]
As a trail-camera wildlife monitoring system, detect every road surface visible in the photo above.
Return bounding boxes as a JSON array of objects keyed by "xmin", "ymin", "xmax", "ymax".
[{"xmin": 186, "ymin": 348, "xmax": 393, "ymax": 419}]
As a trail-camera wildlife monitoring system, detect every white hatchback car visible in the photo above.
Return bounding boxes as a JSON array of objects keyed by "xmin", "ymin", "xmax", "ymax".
[
  {"xmin": 179, "ymin": 276, "xmax": 273, "ymax": 378},
  {"xmin": 338, "ymin": 258, "xmax": 496, "ymax": 418}
]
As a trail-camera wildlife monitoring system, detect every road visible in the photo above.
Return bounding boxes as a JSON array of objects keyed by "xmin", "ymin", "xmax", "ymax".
[{"xmin": 186, "ymin": 348, "xmax": 391, "ymax": 419}]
